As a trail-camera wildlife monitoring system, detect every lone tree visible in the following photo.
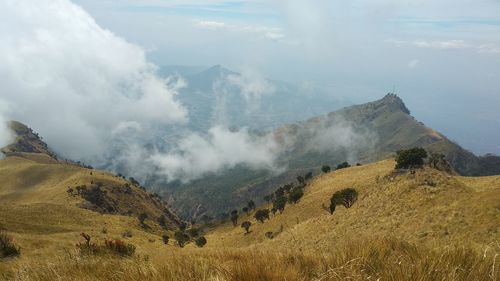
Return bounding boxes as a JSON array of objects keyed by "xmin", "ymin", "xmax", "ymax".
[
  {"xmin": 254, "ymin": 209, "xmax": 270, "ymax": 223},
  {"xmin": 247, "ymin": 200, "xmax": 256, "ymax": 210},
  {"xmin": 321, "ymin": 165, "xmax": 331, "ymax": 173},
  {"xmin": 230, "ymin": 210, "xmax": 239, "ymax": 227},
  {"xmin": 297, "ymin": 176, "xmax": 305, "ymax": 185},
  {"xmin": 241, "ymin": 221, "xmax": 252, "ymax": 234},
  {"xmin": 195, "ymin": 236, "xmax": 207, "ymax": 248},
  {"xmin": 329, "ymin": 188, "xmax": 358, "ymax": 214},
  {"xmin": 273, "ymin": 196, "xmax": 287, "ymax": 214},
  {"xmin": 288, "ymin": 187, "xmax": 304, "ymax": 204},
  {"xmin": 174, "ymin": 231, "xmax": 190, "ymax": 248},
  {"xmin": 162, "ymin": 234, "xmax": 169, "ymax": 245},
  {"xmin": 395, "ymin": 147, "xmax": 428, "ymax": 169},
  {"xmin": 242, "ymin": 207, "xmax": 249, "ymax": 215},
  {"xmin": 336, "ymin": 162, "xmax": 351, "ymax": 170},
  {"xmin": 138, "ymin": 213, "xmax": 148, "ymax": 225}
]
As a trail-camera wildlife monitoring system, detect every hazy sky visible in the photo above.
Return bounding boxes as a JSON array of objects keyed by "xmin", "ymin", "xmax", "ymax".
[{"xmin": 70, "ymin": 0, "xmax": 500, "ymax": 155}]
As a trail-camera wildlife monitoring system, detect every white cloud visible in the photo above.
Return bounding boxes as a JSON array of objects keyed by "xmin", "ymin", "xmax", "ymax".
[
  {"xmin": 194, "ymin": 20, "xmax": 285, "ymax": 41},
  {"xmin": 0, "ymin": 101, "xmax": 13, "ymax": 152},
  {"xmin": 0, "ymin": 0, "xmax": 187, "ymax": 161},
  {"xmin": 150, "ymin": 126, "xmax": 281, "ymax": 182},
  {"xmin": 412, "ymin": 40, "xmax": 469, "ymax": 49},
  {"xmin": 408, "ymin": 59, "xmax": 420, "ymax": 69}
]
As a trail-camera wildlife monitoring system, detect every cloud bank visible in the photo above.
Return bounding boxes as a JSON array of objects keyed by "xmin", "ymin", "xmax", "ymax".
[{"xmin": 0, "ymin": 0, "xmax": 186, "ymax": 161}]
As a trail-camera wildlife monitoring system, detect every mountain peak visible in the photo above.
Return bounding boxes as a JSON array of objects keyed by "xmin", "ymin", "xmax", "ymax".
[
  {"xmin": 1, "ymin": 121, "xmax": 57, "ymax": 159},
  {"xmin": 379, "ymin": 93, "xmax": 411, "ymax": 115}
]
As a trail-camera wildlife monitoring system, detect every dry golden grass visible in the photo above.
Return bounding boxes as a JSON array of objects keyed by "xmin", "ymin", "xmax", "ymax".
[{"xmin": 0, "ymin": 156, "xmax": 499, "ymax": 280}]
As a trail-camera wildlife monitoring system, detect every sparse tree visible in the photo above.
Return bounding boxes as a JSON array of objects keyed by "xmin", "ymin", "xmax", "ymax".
[
  {"xmin": 162, "ymin": 234, "xmax": 169, "ymax": 245},
  {"xmin": 241, "ymin": 221, "xmax": 252, "ymax": 234},
  {"xmin": 254, "ymin": 209, "xmax": 270, "ymax": 223},
  {"xmin": 395, "ymin": 147, "xmax": 428, "ymax": 170},
  {"xmin": 329, "ymin": 188, "xmax": 358, "ymax": 214},
  {"xmin": 321, "ymin": 165, "xmax": 331, "ymax": 173},
  {"xmin": 195, "ymin": 236, "xmax": 207, "ymax": 248},
  {"xmin": 230, "ymin": 210, "xmax": 239, "ymax": 227},
  {"xmin": 158, "ymin": 215, "xmax": 167, "ymax": 228},
  {"xmin": 138, "ymin": 213, "xmax": 148, "ymax": 225},
  {"xmin": 297, "ymin": 176, "xmax": 305, "ymax": 185},
  {"xmin": 288, "ymin": 187, "xmax": 304, "ymax": 204},
  {"xmin": 273, "ymin": 195, "xmax": 287, "ymax": 214},
  {"xmin": 247, "ymin": 200, "xmax": 256, "ymax": 210},
  {"xmin": 174, "ymin": 231, "xmax": 189, "ymax": 248},
  {"xmin": 336, "ymin": 162, "xmax": 351, "ymax": 170}
]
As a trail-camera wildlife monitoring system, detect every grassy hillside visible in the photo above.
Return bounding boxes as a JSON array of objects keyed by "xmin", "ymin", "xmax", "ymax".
[
  {"xmin": 1, "ymin": 158, "xmax": 498, "ymax": 280},
  {"xmin": 158, "ymin": 94, "xmax": 500, "ymax": 220}
]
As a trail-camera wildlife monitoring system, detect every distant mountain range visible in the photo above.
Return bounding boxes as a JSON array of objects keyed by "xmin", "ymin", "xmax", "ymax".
[
  {"xmin": 155, "ymin": 94, "xmax": 500, "ymax": 220},
  {"xmin": 160, "ymin": 65, "xmax": 350, "ymax": 132}
]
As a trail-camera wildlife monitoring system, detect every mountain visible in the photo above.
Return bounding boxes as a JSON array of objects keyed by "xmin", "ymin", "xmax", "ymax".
[
  {"xmin": 163, "ymin": 65, "xmax": 349, "ymax": 132},
  {"xmin": 1, "ymin": 159, "xmax": 498, "ymax": 280},
  {"xmin": 0, "ymin": 122, "xmax": 182, "ymax": 231},
  {"xmin": 157, "ymin": 94, "xmax": 500, "ymax": 220}
]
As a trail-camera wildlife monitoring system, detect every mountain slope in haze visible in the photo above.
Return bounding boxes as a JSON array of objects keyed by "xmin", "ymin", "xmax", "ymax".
[
  {"xmin": 158, "ymin": 94, "xmax": 500, "ymax": 220},
  {"xmin": 0, "ymin": 122, "xmax": 182, "ymax": 231},
  {"xmin": 164, "ymin": 65, "xmax": 348, "ymax": 132},
  {"xmin": 1, "ymin": 159, "xmax": 498, "ymax": 280}
]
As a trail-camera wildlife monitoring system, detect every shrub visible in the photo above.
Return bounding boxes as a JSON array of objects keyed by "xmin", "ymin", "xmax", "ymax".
[
  {"xmin": 288, "ymin": 187, "xmax": 304, "ymax": 204},
  {"xmin": 158, "ymin": 215, "xmax": 167, "ymax": 228},
  {"xmin": 273, "ymin": 195, "xmax": 287, "ymax": 214},
  {"xmin": 263, "ymin": 194, "xmax": 273, "ymax": 203},
  {"xmin": 265, "ymin": 231, "xmax": 274, "ymax": 239},
  {"xmin": 230, "ymin": 210, "xmax": 239, "ymax": 227},
  {"xmin": 104, "ymin": 239, "xmax": 136, "ymax": 256},
  {"xmin": 241, "ymin": 221, "xmax": 251, "ymax": 234},
  {"xmin": 138, "ymin": 213, "xmax": 148, "ymax": 225},
  {"xmin": 254, "ymin": 209, "xmax": 270, "ymax": 223},
  {"xmin": 162, "ymin": 234, "xmax": 169, "ymax": 245},
  {"xmin": 329, "ymin": 188, "xmax": 358, "ymax": 214},
  {"xmin": 0, "ymin": 232, "xmax": 20, "ymax": 258},
  {"xmin": 242, "ymin": 207, "xmax": 249, "ymax": 214},
  {"xmin": 428, "ymin": 153, "xmax": 453, "ymax": 173},
  {"xmin": 336, "ymin": 162, "xmax": 351, "ymax": 170},
  {"xmin": 247, "ymin": 200, "xmax": 256, "ymax": 210},
  {"xmin": 395, "ymin": 147, "xmax": 428, "ymax": 169},
  {"xmin": 175, "ymin": 231, "xmax": 190, "ymax": 248},
  {"xmin": 76, "ymin": 233, "xmax": 98, "ymax": 255},
  {"xmin": 321, "ymin": 165, "xmax": 331, "ymax": 173},
  {"xmin": 304, "ymin": 172, "xmax": 313, "ymax": 181},
  {"xmin": 122, "ymin": 230, "xmax": 133, "ymax": 238},
  {"xmin": 186, "ymin": 228, "xmax": 201, "ymax": 238},
  {"xmin": 195, "ymin": 236, "xmax": 207, "ymax": 248},
  {"xmin": 297, "ymin": 176, "xmax": 305, "ymax": 185}
]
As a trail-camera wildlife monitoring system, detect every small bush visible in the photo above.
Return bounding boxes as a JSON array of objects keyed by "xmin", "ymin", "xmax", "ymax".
[
  {"xmin": 195, "ymin": 236, "xmax": 207, "ymax": 248},
  {"xmin": 122, "ymin": 230, "xmax": 133, "ymax": 238},
  {"xmin": 395, "ymin": 147, "xmax": 428, "ymax": 169},
  {"xmin": 162, "ymin": 234, "xmax": 169, "ymax": 245},
  {"xmin": 288, "ymin": 187, "xmax": 304, "ymax": 204},
  {"xmin": 329, "ymin": 188, "xmax": 358, "ymax": 214},
  {"xmin": 321, "ymin": 165, "xmax": 331, "ymax": 173},
  {"xmin": 273, "ymin": 195, "xmax": 287, "ymax": 214},
  {"xmin": 175, "ymin": 231, "xmax": 190, "ymax": 248},
  {"xmin": 230, "ymin": 210, "xmax": 239, "ymax": 227},
  {"xmin": 104, "ymin": 239, "xmax": 136, "ymax": 256},
  {"xmin": 247, "ymin": 200, "xmax": 256, "ymax": 210},
  {"xmin": 254, "ymin": 209, "xmax": 270, "ymax": 223},
  {"xmin": 241, "ymin": 221, "xmax": 251, "ymax": 234},
  {"xmin": 336, "ymin": 162, "xmax": 351, "ymax": 170},
  {"xmin": 0, "ymin": 232, "xmax": 20, "ymax": 258},
  {"xmin": 264, "ymin": 231, "xmax": 274, "ymax": 239},
  {"xmin": 138, "ymin": 213, "xmax": 148, "ymax": 225}
]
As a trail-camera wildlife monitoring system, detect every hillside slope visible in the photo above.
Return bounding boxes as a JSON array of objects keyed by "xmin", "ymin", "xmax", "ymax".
[
  {"xmin": 159, "ymin": 94, "xmax": 500, "ymax": 219},
  {"xmin": 205, "ymin": 160, "xmax": 500, "ymax": 250},
  {"xmin": 1, "ymin": 159, "xmax": 498, "ymax": 280}
]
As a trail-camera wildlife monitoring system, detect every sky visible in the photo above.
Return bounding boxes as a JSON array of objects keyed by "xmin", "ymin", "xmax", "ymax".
[
  {"xmin": 70, "ymin": 0, "xmax": 500, "ymax": 155},
  {"xmin": 0, "ymin": 0, "xmax": 499, "ymax": 182}
]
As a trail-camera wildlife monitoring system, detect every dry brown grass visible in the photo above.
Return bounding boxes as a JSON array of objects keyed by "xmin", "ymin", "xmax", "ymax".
[
  {"xmin": 1, "ymin": 156, "xmax": 499, "ymax": 280},
  {"xmin": 1, "ymin": 238, "xmax": 498, "ymax": 281}
]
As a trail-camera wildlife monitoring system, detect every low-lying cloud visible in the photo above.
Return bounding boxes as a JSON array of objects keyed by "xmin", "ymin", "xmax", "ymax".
[{"xmin": 150, "ymin": 126, "xmax": 281, "ymax": 182}]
